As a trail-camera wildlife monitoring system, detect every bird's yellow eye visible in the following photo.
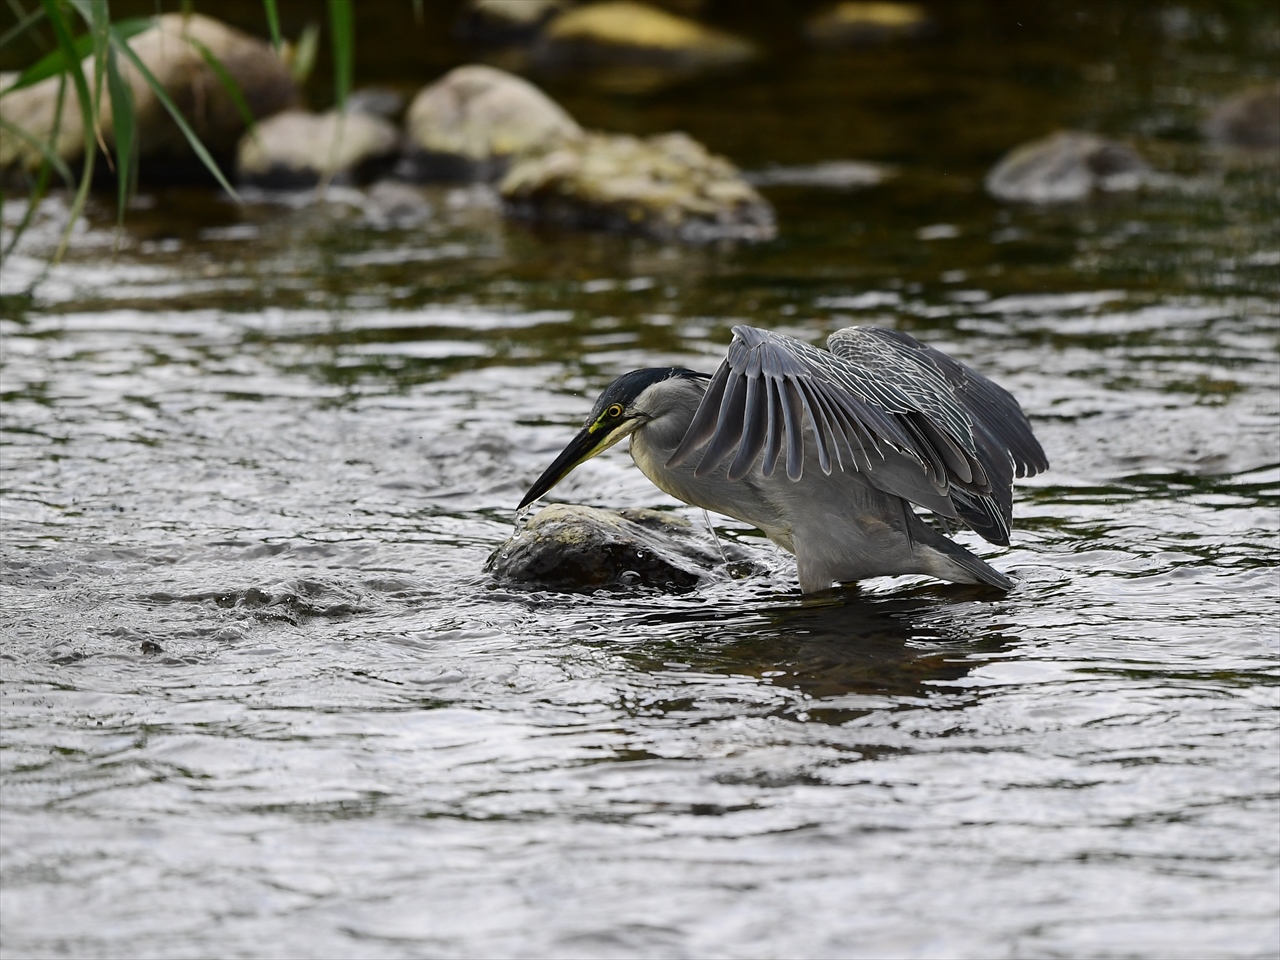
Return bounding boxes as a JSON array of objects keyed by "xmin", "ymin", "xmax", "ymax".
[{"xmin": 606, "ymin": 403, "xmax": 624, "ymax": 419}]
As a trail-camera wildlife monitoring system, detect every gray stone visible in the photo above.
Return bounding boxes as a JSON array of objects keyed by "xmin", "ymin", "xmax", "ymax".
[
  {"xmin": 400, "ymin": 64, "xmax": 582, "ymax": 182},
  {"xmin": 487, "ymin": 503, "xmax": 727, "ymax": 592},
  {"xmin": 500, "ymin": 131, "xmax": 776, "ymax": 242},
  {"xmin": 985, "ymin": 130, "xmax": 1152, "ymax": 203},
  {"xmin": 1, "ymin": 13, "xmax": 297, "ymax": 179},
  {"xmin": 237, "ymin": 109, "xmax": 401, "ymax": 188}
]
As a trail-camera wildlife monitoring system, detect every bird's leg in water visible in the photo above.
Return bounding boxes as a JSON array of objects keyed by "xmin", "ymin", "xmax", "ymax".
[{"xmin": 702, "ymin": 508, "xmax": 730, "ymax": 566}]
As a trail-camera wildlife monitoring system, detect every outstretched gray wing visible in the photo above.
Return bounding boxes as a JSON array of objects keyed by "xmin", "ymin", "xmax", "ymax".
[{"xmin": 666, "ymin": 324, "xmax": 1048, "ymax": 545}]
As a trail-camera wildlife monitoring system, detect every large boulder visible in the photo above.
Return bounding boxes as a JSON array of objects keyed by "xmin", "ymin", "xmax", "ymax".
[
  {"xmin": 487, "ymin": 503, "xmax": 728, "ymax": 592},
  {"xmin": 534, "ymin": 1, "xmax": 755, "ymax": 69},
  {"xmin": 400, "ymin": 64, "xmax": 583, "ymax": 182},
  {"xmin": 500, "ymin": 130, "xmax": 776, "ymax": 242},
  {"xmin": 805, "ymin": 2, "xmax": 934, "ymax": 46},
  {"xmin": 237, "ymin": 108, "xmax": 401, "ymax": 188},
  {"xmin": 1, "ymin": 13, "xmax": 297, "ymax": 179},
  {"xmin": 1202, "ymin": 84, "xmax": 1280, "ymax": 149},
  {"xmin": 985, "ymin": 130, "xmax": 1153, "ymax": 203}
]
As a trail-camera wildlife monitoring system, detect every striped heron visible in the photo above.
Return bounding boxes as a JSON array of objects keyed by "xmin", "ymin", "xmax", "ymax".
[{"xmin": 519, "ymin": 325, "xmax": 1048, "ymax": 593}]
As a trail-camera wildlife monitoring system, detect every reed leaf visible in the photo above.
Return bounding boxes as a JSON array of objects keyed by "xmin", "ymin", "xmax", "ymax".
[
  {"xmin": 104, "ymin": 42, "xmax": 134, "ymax": 230},
  {"xmin": 184, "ymin": 32, "xmax": 258, "ymax": 135},
  {"xmin": 261, "ymin": 0, "xmax": 281, "ymax": 51},
  {"xmin": 109, "ymin": 21, "xmax": 241, "ymax": 203},
  {"xmin": 40, "ymin": 0, "xmax": 97, "ymax": 263},
  {"xmin": 1, "ymin": 15, "xmax": 150, "ymax": 94},
  {"xmin": 327, "ymin": 0, "xmax": 352, "ymax": 109}
]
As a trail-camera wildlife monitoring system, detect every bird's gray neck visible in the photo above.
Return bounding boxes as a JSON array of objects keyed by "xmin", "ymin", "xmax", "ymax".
[
  {"xmin": 627, "ymin": 376, "xmax": 742, "ymax": 514},
  {"xmin": 631, "ymin": 376, "xmax": 706, "ymax": 458}
]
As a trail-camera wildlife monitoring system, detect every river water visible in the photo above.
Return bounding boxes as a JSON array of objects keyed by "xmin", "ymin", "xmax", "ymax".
[{"xmin": 2, "ymin": 3, "xmax": 1278, "ymax": 958}]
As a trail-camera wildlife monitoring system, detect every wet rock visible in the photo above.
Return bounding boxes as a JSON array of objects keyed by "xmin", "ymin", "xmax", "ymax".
[
  {"xmin": 237, "ymin": 109, "xmax": 401, "ymax": 188},
  {"xmin": 500, "ymin": 131, "xmax": 776, "ymax": 242},
  {"xmin": 360, "ymin": 181, "xmax": 435, "ymax": 230},
  {"xmin": 400, "ymin": 64, "xmax": 583, "ymax": 182},
  {"xmin": 1202, "ymin": 85, "xmax": 1280, "ymax": 149},
  {"xmin": 455, "ymin": 0, "xmax": 571, "ymax": 43},
  {"xmin": 985, "ymin": 130, "xmax": 1153, "ymax": 203},
  {"xmin": 534, "ymin": 1, "xmax": 756, "ymax": 70},
  {"xmin": 1, "ymin": 13, "xmax": 297, "ymax": 179},
  {"xmin": 805, "ymin": 2, "xmax": 934, "ymax": 46},
  {"xmin": 487, "ymin": 503, "xmax": 725, "ymax": 592}
]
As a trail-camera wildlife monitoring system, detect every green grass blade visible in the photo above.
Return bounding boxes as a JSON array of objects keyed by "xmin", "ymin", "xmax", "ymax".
[
  {"xmin": 0, "ymin": 114, "xmax": 71, "ymax": 265},
  {"xmin": 289, "ymin": 21, "xmax": 319, "ymax": 86},
  {"xmin": 110, "ymin": 27, "xmax": 241, "ymax": 203},
  {"xmin": 262, "ymin": 0, "xmax": 282, "ymax": 51},
  {"xmin": 327, "ymin": 0, "xmax": 352, "ymax": 110},
  {"xmin": 183, "ymin": 33, "xmax": 257, "ymax": 135},
  {"xmin": 2, "ymin": 17, "xmax": 151, "ymax": 95},
  {"xmin": 0, "ymin": 114, "xmax": 76, "ymax": 187},
  {"xmin": 0, "ymin": 33, "xmax": 70, "ymax": 273},
  {"xmin": 75, "ymin": 0, "xmax": 111, "ymax": 158},
  {"xmin": 40, "ymin": 0, "xmax": 97, "ymax": 264},
  {"xmin": 40, "ymin": 0, "xmax": 94, "ymax": 140},
  {"xmin": 105, "ymin": 42, "xmax": 135, "ymax": 230}
]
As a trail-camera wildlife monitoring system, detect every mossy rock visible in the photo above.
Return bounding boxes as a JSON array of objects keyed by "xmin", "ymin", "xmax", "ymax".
[
  {"xmin": 500, "ymin": 131, "xmax": 776, "ymax": 242},
  {"xmin": 805, "ymin": 2, "xmax": 934, "ymax": 46},
  {"xmin": 487, "ymin": 503, "xmax": 726, "ymax": 592}
]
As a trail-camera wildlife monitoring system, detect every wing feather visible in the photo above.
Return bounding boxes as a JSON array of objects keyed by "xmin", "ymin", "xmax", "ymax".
[
  {"xmin": 694, "ymin": 365, "xmax": 748, "ymax": 477},
  {"xmin": 727, "ymin": 368, "xmax": 768, "ymax": 481},
  {"xmin": 666, "ymin": 324, "xmax": 1047, "ymax": 544}
]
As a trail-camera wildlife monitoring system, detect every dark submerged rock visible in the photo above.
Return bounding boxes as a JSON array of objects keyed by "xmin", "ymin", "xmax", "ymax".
[
  {"xmin": 500, "ymin": 131, "xmax": 776, "ymax": 242},
  {"xmin": 237, "ymin": 109, "xmax": 401, "ymax": 188},
  {"xmin": 455, "ymin": 0, "xmax": 571, "ymax": 44},
  {"xmin": 1, "ymin": 13, "xmax": 297, "ymax": 180},
  {"xmin": 985, "ymin": 130, "xmax": 1153, "ymax": 203},
  {"xmin": 399, "ymin": 64, "xmax": 583, "ymax": 183},
  {"xmin": 1202, "ymin": 85, "xmax": 1280, "ymax": 149},
  {"xmin": 488, "ymin": 503, "xmax": 726, "ymax": 593},
  {"xmin": 344, "ymin": 86, "xmax": 409, "ymax": 122}
]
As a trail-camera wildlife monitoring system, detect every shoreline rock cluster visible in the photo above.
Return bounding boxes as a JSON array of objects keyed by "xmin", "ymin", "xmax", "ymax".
[
  {"xmin": 1, "ymin": 7, "xmax": 776, "ymax": 243},
  {"xmin": 2, "ymin": 2, "xmax": 1274, "ymax": 243}
]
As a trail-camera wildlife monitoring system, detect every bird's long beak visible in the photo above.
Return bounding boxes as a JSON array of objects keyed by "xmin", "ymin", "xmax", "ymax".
[{"xmin": 518, "ymin": 423, "xmax": 621, "ymax": 510}]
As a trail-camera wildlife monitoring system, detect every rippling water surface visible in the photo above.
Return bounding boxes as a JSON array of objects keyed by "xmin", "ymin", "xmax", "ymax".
[{"xmin": 2, "ymin": 4, "xmax": 1278, "ymax": 958}]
